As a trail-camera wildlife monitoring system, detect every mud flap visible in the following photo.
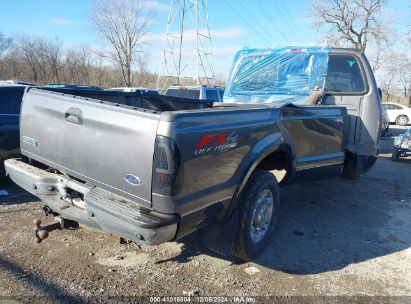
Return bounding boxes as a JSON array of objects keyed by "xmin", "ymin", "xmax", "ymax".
[
  {"xmin": 201, "ymin": 208, "xmax": 239, "ymax": 257},
  {"xmin": 343, "ymin": 150, "xmax": 361, "ymax": 179}
]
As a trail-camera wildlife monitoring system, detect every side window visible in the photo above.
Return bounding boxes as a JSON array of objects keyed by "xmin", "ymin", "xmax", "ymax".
[
  {"xmin": 0, "ymin": 88, "xmax": 24, "ymax": 114},
  {"xmin": 206, "ymin": 89, "xmax": 219, "ymax": 101},
  {"xmin": 325, "ymin": 55, "xmax": 366, "ymax": 93},
  {"xmin": 392, "ymin": 104, "xmax": 403, "ymax": 110}
]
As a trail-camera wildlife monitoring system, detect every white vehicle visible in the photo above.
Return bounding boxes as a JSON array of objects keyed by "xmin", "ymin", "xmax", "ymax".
[
  {"xmin": 164, "ymin": 85, "xmax": 225, "ymax": 102},
  {"xmin": 0, "ymin": 80, "xmax": 38, "ymax": 86},
  {"xmin": 107, "ymin": 87, "xmax": 159, "ymax": 96},
  {"xmin": 382, "ymin": 103, "xmax": 411, "ymax": 126}
]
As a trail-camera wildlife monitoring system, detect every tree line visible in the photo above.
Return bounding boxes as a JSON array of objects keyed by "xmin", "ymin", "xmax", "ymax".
[{"xmin": 0, "ymin": 33, "xmax": 157, "ymax": 89}]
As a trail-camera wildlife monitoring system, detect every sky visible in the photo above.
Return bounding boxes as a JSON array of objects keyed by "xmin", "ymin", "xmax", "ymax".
[{"xmin": 0, "ymin": 0, "xmax": 409, "ymax": 80}]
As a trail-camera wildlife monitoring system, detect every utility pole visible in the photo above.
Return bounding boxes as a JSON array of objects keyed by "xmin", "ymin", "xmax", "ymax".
[{"xmin": 157, "ymin": 0, "xmax": 215, "ymax": 92}]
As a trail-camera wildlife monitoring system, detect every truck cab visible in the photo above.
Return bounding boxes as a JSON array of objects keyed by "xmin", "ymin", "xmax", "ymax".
[{"xmin": 224, "ymin": 47, "xmax": 382, "ymax": 178}]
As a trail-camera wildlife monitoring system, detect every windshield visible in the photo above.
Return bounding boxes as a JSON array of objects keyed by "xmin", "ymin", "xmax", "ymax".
[{"xmin": 224, "ymin": 46, "xmax": 330, "ymax": 105}]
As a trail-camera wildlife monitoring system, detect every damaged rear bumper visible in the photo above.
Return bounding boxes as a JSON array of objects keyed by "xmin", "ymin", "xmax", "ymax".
[{"xmin": 5, "ymin": 158, "xmax": 178, "ymax": 245}]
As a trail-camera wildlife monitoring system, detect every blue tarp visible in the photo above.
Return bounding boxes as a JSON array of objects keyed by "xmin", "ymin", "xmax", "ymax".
[{"xmin": 224, "ymin": 46, "xmax": 330, "ymax": 105}]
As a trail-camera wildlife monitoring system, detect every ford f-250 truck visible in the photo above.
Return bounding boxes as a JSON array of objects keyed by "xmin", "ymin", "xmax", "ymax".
[{"xmin": 5, "ymin": 47, "xmax": 382, "ymax": 260}]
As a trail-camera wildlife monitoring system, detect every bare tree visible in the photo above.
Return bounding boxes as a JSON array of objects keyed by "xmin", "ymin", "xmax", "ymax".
[
  {"xmin": 45, "ymin": 38, "xmax": 65, "ymax": 84},
  {"xmin": 65, "ymin": 46, "xmax": 93, "ymax": 84},
  {"xmin": 310, "ymin": 0, "xmax": 390, "ymax": 53},
  {"xmin": 397, "ymin": 57, "xmax": 411, "ymax": 97},
  {"xmin": 135, "ymin": 52, "xmax": 150, "ymax": 86},
  {"xmin": 378, "ymin": 50, "xmax": 411, "ymax": 104},
  {"xmin": 16, "ymin": 36, "xmax": 57, "ymax": 83},
  {"xmin": 0, "ymin": 32, "xmax": 11, "ymax": 58},
  {"xmin": 17, "ymin": 36, "xmax": 42, "ymax": 82},
  {"xmin": 0, "ymin": 32, "xmax": 12, "ymax": 77},
  {"xmin": 90, "ymin": 0, "xmax": 155, "ymax": 87}
]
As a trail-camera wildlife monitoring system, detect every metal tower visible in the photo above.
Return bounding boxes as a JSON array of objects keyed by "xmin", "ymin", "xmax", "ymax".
[{"xmin": 157, "ymin": 0, "xmax": 215, "ymax": 91}]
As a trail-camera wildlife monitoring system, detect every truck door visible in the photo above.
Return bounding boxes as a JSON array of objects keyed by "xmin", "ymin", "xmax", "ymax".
[{"xmin": 321, "ymin": 50, "xmax": 381, "ymax": 173}]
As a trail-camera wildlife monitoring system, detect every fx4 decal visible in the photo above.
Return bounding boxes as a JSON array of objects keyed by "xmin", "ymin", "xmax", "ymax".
[{"xmin": 195, "ymin": 131, "xmax": 238, "ymax": 155}]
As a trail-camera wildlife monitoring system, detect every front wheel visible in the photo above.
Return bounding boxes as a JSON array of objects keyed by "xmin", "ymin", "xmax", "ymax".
[
  {"xmin": 396, "ymin": 115, "xmax": 409, "ymax": 126},
  {"xmin": 231, "ymin": 169, "xmax": 280, "ymax": 261}
]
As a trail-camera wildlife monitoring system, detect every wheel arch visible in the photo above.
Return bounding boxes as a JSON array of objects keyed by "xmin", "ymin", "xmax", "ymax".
[
  {"xmin": 201, "ymin": 139, "xmax": 294, "ymax": 257},
  {"xmin": 223, "ymin": 139, "xmax": 295, "ymax": 222}
]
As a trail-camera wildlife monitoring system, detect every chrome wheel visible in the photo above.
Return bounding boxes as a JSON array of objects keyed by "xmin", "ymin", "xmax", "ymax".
[{"xmin": 250, "ymin": 189, "xmax": 274, "ymax": 243}]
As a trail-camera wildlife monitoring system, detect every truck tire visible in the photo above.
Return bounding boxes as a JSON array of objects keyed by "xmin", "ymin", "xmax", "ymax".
[
  {"xmin": 231, "ymin": 169, "xmax": 280, "ymax": 261},
  {"xmin": 391, "ymin": 150, "xmax": 400, "ymax": 161},
  {"xmin": 342, "ymin": 154, "xmax": 360, "ymax": 179}
]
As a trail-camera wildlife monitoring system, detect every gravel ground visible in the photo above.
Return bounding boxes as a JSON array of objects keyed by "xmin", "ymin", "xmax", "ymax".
[{"xmin": 0, "ymin": 126, "xmax": 410, "ymax": 303}]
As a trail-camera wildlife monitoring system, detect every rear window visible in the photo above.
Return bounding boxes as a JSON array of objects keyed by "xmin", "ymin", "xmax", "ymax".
[
  {"xmin": 325, "ymin": 55, "xmax": 366, "ymax": 93},
  {"xmin": 165, "ymin": 89, "xmax": 200, "ymax": 99},
  {"xmin": 0, "ymin": 87, "xmax": 25, "ymax": 114},
  {"xmin": 384, "ymin": 104, "xmax": 403, "ymax": 110},
  {"xmin": 206, "ymin": 89, "xmax": 219, "ymax": 101}
]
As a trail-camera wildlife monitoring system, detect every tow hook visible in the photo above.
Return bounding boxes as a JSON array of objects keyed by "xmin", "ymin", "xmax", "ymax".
[{"xmin": 33, "ymin": 217, "xmax": 64, "ymax": 243}]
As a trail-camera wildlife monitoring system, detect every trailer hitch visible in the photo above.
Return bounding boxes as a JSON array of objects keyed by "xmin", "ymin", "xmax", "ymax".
[{"xmin": 33, "ymin": 218, "xmax": 64, "ymax": 243}]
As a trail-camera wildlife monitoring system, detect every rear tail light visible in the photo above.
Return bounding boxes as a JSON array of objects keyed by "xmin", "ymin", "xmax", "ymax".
[{"xmin": 152, "ymin": 136, "xmax": 183, "ymax": 196}]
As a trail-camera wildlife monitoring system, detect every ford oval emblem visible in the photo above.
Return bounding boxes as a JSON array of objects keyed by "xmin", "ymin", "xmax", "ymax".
[{"xmin": 124, "ymin": 174, "xmax": 141, "ymax": 186}]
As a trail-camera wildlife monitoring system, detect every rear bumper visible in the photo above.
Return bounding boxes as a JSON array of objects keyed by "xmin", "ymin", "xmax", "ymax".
[{"xmin": 5, "ymin": 158, "xmax": 178, "ymax": 245}]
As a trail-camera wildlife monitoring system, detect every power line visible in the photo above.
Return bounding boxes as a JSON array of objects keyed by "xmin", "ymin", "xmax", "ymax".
[
  {"xmin": 236, "ymin": 0, "xmax": 283, "ymax": 44},
  {"xmin": 278, "ymin": 0, "xmax": 305, "ymax": 42},
  {"xmin": 254, "ymin": 0, "xmax": 290, "ymax": 44},
  {"xmin": 272, "ymin": 0, "xmax": 305, "ymax": 42},
  {"xmin": 221, "ymin": 0, "xmax": 274, "ymax": 45}
]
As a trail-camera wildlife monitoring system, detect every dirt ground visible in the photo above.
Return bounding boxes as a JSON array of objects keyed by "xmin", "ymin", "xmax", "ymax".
[{"xmin": 0, "ymin": 126, "xmax": 410, "ymax": 303}]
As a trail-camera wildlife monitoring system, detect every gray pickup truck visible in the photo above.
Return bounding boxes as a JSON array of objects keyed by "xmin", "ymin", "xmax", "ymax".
[{"xmin": 5, "ymin": 47, "xmax": 382, "ymax": 260}]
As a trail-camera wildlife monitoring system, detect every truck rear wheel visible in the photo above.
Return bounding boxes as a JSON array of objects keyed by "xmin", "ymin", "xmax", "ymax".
[{"xmin": 232, "ymin": 169, "xmax": 280, "ymax": 261}]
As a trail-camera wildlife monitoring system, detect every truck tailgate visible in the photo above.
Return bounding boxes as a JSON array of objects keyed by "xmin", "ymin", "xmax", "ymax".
[{"xmin": 19, "ymin": 88, "xmax": 160, "ymax": 207}]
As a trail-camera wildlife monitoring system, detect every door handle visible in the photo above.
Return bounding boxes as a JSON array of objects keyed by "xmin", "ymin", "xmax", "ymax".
[{"xmin": 65, "ymin": 107, "xmax": 83, "ymax": 125}]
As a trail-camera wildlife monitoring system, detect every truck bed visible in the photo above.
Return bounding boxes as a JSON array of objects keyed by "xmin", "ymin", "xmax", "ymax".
[{"xmin": 40, "ymin": 87, "xmax": 213, "ymax": 112}]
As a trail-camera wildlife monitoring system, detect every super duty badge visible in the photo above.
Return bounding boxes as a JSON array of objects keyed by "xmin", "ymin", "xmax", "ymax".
[{"xmin": 22, "ymin": 136, "xmax": 38, "ymax": 147}]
